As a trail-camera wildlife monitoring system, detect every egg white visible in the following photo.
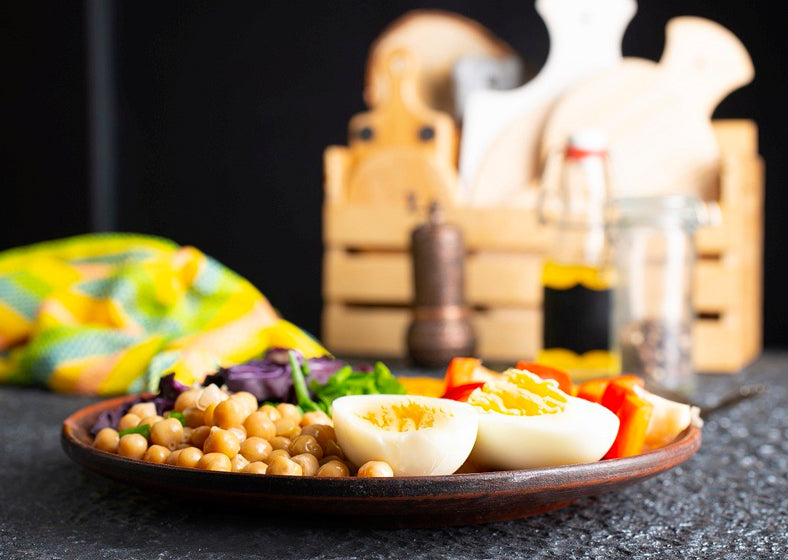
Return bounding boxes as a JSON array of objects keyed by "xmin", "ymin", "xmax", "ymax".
[
  {"xmin": 332, "ymin": 394, "xmax": 478, "ymax": 476},
  {"xmin": 470, "ymin": 396, "xmax": 620, "ymax": 470}
]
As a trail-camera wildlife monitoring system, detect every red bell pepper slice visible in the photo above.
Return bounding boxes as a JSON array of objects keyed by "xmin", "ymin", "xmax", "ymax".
[
  {"xmin": 515, "ymin": 361, "xmax": 573, "ymax": 394},
  {"xmin": 600, "ymin": 376, "xmax": 645, "ymax": 412},
  {"xmin": 604, "ymin": 391, "xmax": 653, "ymax": 459},
  {"xmin": 442, "ymin": 382, "xmax": 485, "ymax": 402},
  {"xmin": 443, "ymin": 357, "xmax": 482, "ymax": 392}
]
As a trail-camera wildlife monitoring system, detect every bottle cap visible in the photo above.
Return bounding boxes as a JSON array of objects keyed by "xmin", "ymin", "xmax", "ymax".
[{"xmin": 567, "ymin": 129, "xmax": 609, "ymax": 158}]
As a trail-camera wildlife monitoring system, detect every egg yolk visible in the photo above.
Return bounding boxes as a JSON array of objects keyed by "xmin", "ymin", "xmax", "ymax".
[
  {"xmin": 360, "ymin": 401, "xmax": 448, "ymax": 432},
  {"xmin": 468, "ymin": 368, "xmax": 568, "ymax": 416}
]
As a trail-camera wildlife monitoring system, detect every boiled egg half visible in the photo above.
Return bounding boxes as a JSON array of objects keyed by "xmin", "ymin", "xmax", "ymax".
[
  {"xmin": 468, "ymin": 368, "xmax": 619, "ymax": 470},
  {"xmin": 332, "ymin": 394, "xmax": 478, "ymax": 476}
]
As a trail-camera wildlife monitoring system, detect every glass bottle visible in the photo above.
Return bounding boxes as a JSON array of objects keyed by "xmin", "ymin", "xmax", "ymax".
[
  {"xmin": 537, "ymin": 130, "xmax": 619, "ymax": 381},
  {"xmin": 609, "ymin": 195, "xmax": 710, "ymax": 398}
]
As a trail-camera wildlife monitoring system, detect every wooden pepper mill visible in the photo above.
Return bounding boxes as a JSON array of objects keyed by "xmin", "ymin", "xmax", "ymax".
[{"xmin": 407, "ymin": 201, "xmax": 476, "ymax": 367}]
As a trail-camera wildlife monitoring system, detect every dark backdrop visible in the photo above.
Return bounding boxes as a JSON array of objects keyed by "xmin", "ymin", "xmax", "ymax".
[{"xmin": 3, "ymin": 1, "xmax": 786, "ymax": 346}]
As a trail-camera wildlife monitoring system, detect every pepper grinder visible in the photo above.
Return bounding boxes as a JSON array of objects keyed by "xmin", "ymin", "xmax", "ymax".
[{"xmin": 407, "ymin": 202, "xmax": 476, "ymax": 367}]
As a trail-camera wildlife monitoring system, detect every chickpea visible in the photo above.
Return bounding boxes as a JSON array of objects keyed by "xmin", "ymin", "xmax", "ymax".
[
  {"xmin": 242, "ymin": 461, "xmax": 268, "ymax": 475},
  {"xmin": 182, "ymin": 406, "xmax": 205, "ymax": 428},
  {"xmin": 117, "ymin": 413, "xmax": 141, "ymax": 432},
  {"xmin": 181, "ymin": 426, "xmax": 193, "ymax": 443},
  {"xmin": 196, "ymin": 384, "xmax": 228, "ymax": 409},
  {"xmin": 317, "ymin": 460, "xmax": 350, "ymax": 477},
  {"xmin": 240, "ymin": 437, "xmax": 272, "ymax": 463},
  {"xmin": 357, "ymin": 461, "xmax": 394, "ymax": 478},
  {"xmin": 143, "ymin": 445, "xmax": 171, "ymax": 464},
  {"xmin": 319, "ymin": 455, "xmax": 345, "ymax": 466},
  {"xmin": 166, "ymin": 449, "xmax": 183, "ymax": 465},
  {"xmin": 176, "ymin": 446, "xmax": 203, "ymax": 468},
  {"xmin": 257, "ymin": 404, "xmax": 281, "ymax": 422},
  {"xmin": 228, "ymin": 426, "xmax": 247, "ymax": 443},
  {"xmin": 276, "ymin": 403, "xmax": 302, "ymax": 423},
  {"xmin": 128, "ymin": 402, "xmax": 156, "ymax": 419},
  {"xmin": 288, "ymin": 435, "xmax": 323, "ymax": 460},
  {"xmin": 300, "ymin": 410, "xmax": 333, "ymax": 427},
  {"xmin": 269, "ymin": 449, "xmax": 291, "ymax": 462},
  {"xmin": 93, "ymin": 428, "xmax": 120, "ymax": 453},
  {"xmin": 270, "ymin": 436, "xmax": 291, "ymax": 451},
  {"xmin": 198, "ymin": 452, "xmax": 232, "ymax": 472},
  {"xmin": 150, "ymin": 418, "xmax": 184, "ymax": 450},
  {"xmin": 118, "ymin": 433, "xmax": 148, "ymax": 460},
  {"xmin": 267, "ymin": 456, "xmax": 303, "ymax": 476},
  {"xmin": 93, "ymin": 426, "xmax": 120, "ymax": 453},
  {"xmin": 202, "ymin": 402, "xmax": 219, "ymax": 427},
  {"xmin": 203, "ymin": 427, "xmax": 240, "ymax": 458},
  {"xmin": 243, "ymin": 411, "xmax": 276, "ymax": 440},
  {"xmin": 174, "ymin": 388, "xmax": 200, "ymax": 412},
  {"xmin": 291, "ymin": 453, "xmax": 319, "ymax": 476},
  {"xmin": 231, "ymin": 453, "xmax": 249, "ymax": 472},
  {"xmin": 189, "ymin": 425, "xmax": 212, "ymax": 448},
  {"xmin": 139, "ymin": 415, "xmax": 164, "ymax": 427},
  {"xmin": 230, "ymin": 392, "xmax": 258, "ymax": 417},
  {"xmin": 322, "ymin": 440, "xmax": 345, "ymax": 460},
  {"xmin": 300, "ymin": 424, "xmax": 336, "ymax": 450},
  {"xmin": 212, "ymin": 399, "xmax": 246, "ymax": 429},
  {"xmin": 274, "ymin": 418, "xmax": 300, "ymax": 438}
]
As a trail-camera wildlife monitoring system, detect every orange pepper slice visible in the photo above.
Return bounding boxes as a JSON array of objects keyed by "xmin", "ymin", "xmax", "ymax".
[
  {"xmin": 604, "ymin": 390, "xmax": 653, "ymax": 459},
  {"xmin": 397, "ymin": 376, "xmax": 446, "ymax": 398},
  {"xmin": 577, "ymin": 375, "xmax": 643, "ymax": 404}
]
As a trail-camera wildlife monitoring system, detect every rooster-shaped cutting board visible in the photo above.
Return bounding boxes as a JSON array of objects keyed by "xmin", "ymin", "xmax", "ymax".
[{"xmin": 541, "ymin": 16, "xmax": 754, "ymax": 200}]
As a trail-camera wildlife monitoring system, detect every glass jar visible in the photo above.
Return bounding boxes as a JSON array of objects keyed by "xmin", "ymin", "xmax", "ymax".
[{"xmin": 609, "ymin": 195, "xmax": 712, "ymax": 398}]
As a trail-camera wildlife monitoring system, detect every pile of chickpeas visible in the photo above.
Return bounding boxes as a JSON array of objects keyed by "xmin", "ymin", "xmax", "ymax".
[{"xmin": 92, "ymin": 384, "xmax": 395, "ymax": 477}]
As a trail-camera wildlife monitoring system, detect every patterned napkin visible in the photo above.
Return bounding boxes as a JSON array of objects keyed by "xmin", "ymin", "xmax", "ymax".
[{"xmin": 0, "ymin": 233, "xmax": 325, "ymax": 395}]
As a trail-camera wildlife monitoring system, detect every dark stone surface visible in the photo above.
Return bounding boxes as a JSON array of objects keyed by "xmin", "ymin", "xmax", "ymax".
[{"xmin": 1, "ymin": 355, "xmax": 786, "ymax": 560}]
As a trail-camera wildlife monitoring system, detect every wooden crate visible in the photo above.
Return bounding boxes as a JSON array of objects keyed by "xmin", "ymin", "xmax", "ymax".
[{"xmin": 322, "ymin": 120, "xmax": 764, "ymax": 373}]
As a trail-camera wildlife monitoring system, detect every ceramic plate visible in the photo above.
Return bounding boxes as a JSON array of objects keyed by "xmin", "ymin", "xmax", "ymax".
[{"xmin": 62, "ymin": 394, "xmax": 701, "ymax": 527}]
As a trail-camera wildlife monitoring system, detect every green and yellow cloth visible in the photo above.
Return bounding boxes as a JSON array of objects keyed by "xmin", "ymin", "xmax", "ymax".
[{"xmin": 0, "ymin": 234, "xmax": 325, "ymax": 395}]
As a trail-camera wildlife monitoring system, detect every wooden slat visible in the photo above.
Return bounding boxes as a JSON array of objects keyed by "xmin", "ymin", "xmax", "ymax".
[
  {"xmin": 324, "ymin": 249, "xmax": 542, "ymax": 307},
  {"xmin": 324, "ymin": 303, "xmax": 750, "ymax": 372},
  {"xmin": 324, "ymin": 205, "xmax": 552, "ymax": 252},
  {"xmin": 324, "ymin": 250, "xmax": 410, "ymax": 302},
  {"xmin": 466, "ymin": 253, "xmax": 542, "ymax": 307},
  {"xmin": 326, "ymin": 202, "xmax": 730, "ymax": 257},
  {"xmin": 322, "ymin": 303, "xmax": 541, "ymax": 362},
  {"xmin": 694, "ymin": 316, "xmax": 745, "ymax": 372},
  {"xmin": 473, "ymin": 308, "xmax": 540, "ymax": 361},
  {"xmin": 695, "ymin": 258, "xmax": 740, "ymax": 312},
  {"xmin": 323, "ymin": 303, "xmax": 409, "ymax": 357},
  {"xmin": 326, "ymin": 248, "xmax": 742, "ymax": 313}
]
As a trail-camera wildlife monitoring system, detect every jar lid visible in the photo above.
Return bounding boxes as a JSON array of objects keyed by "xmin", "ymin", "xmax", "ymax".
[{"xmin": 608, "ymin": 195, "xmax": 719, "ymax": 230}]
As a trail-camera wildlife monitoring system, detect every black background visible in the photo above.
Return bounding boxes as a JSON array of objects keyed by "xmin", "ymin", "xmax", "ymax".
[{"xmin": 2, "ymin": 1, "xmax": 786, "ymax": 346}]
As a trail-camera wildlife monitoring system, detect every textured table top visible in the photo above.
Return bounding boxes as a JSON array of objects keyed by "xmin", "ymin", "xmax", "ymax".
[{"xmin": 1, "ymin": 354, "xmax": 786, "ymax": 560}]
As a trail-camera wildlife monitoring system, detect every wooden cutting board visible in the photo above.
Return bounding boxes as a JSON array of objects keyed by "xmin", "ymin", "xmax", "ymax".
[
  {"xmin": 335, "ymin": 48, "xmax": 459, "ymax": 208},
  {"xmin": 365, "ymin": 10, "xmax": 517, "ymax": 118},
  {"xmin": 459, "ymin": 0, "xmax": 636, "ymax": 206},
  {"xmin": 541, "ymin": 17, "xmax": 754, "ymax": 200}
]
